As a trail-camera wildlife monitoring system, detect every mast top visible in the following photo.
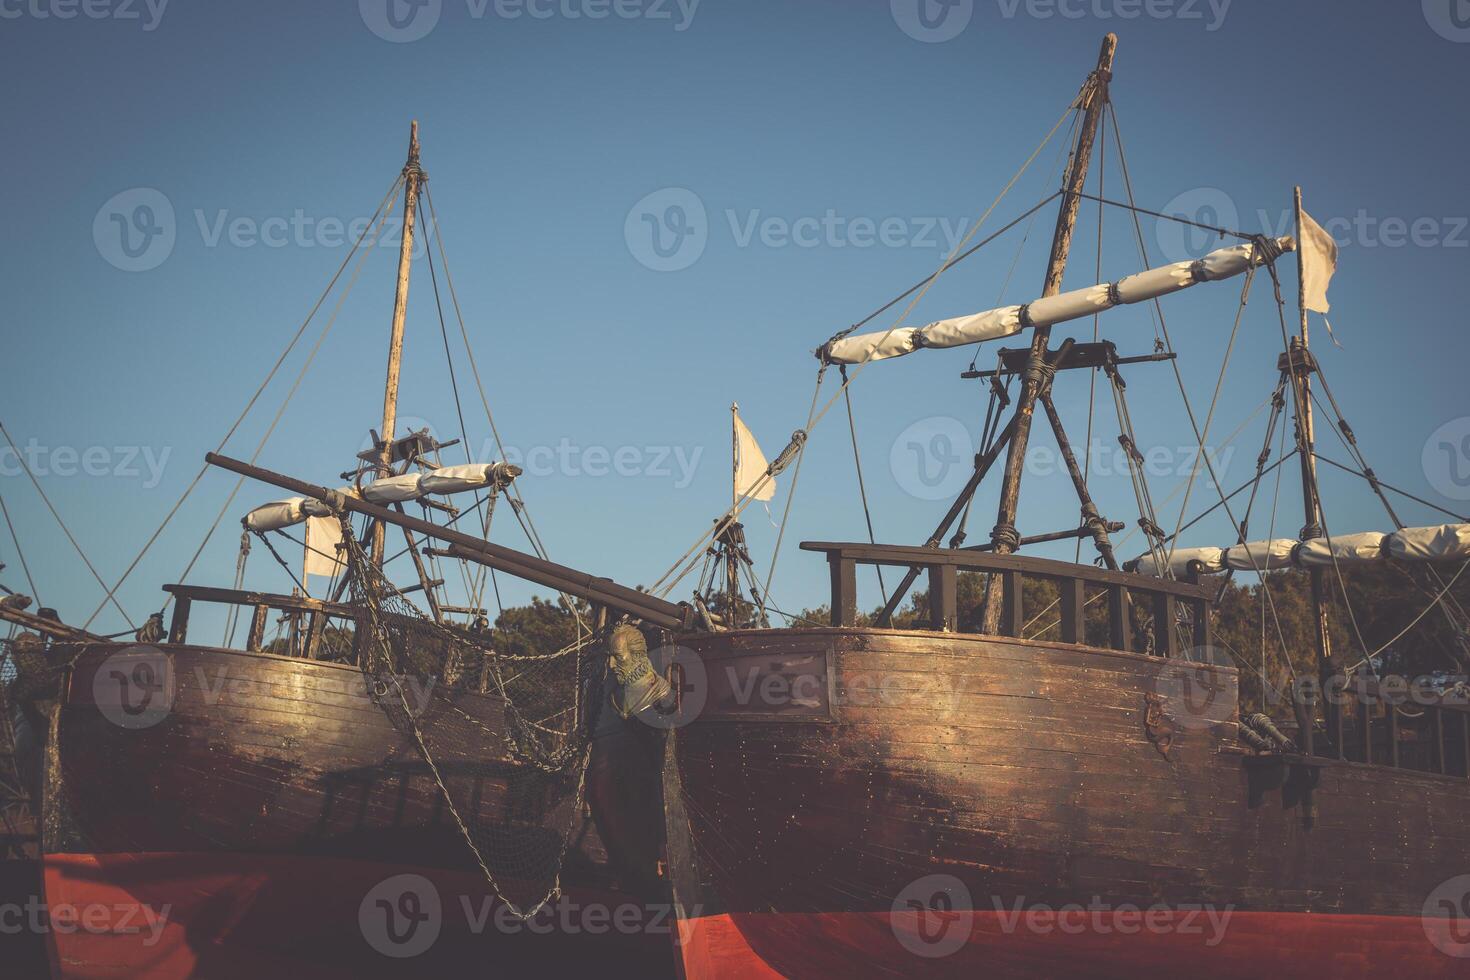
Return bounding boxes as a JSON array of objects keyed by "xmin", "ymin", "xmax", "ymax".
[{"xmin": 406, "ymin": 120, "xmax": 421, "ymax": 169}]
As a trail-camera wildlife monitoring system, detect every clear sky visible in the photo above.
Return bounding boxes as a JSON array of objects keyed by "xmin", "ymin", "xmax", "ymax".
[{"xmin": 2, "ymin": 0, "xmax": 1468, "ymax": 639}]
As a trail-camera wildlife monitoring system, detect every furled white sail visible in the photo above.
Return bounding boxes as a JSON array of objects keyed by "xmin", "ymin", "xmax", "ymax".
[
  {"xmin": 243, "ymin": 461, "xmax": 519, "ymax": 531},
  {"xmin": 822, "ymin": 237, "xmax": 1296, "ymax": 366},
  {"xmin": 361, "ymin": 472, "xmax": 424, "ymax": 504},
  {"xmin": 1131, "ymin": 546, "xmax": 1227, "ymax": 578},
  {"xmin": 244, "ymin": 496, "xmax": 332, "ymax": 533},
  {"xmin": 1387, "ymin": 524, "xmax": 1470, "ymax": 562},
  {"xmin": 1297, "ymin": 531, "xmax": 1387, "ymax": 567},
  {"xmin": 1129, "ymin": 524, "xmax": 1470, "ymax": 577},
  {"xmin": 419, "ymin": 461, "xmax": 519, "ymax": 495}
]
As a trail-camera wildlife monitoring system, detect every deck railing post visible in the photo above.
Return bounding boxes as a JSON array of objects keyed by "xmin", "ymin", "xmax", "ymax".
[
  {"xmin": 1152, "ymin": 593, "xmax": 1178, "ymax": 658},
  {"xmin": 1000, "ymin": 570, "xmax": 1023, "ymax": 638},
  {"xmin": 1107, "ymin": 585, "xmax": 1131, "ymax": 652},
  {"xmin": 1386, "ymin": 702, "xmax": 1401, "ymax": 769},
  {"xmin": 1059, "ymin": 577, "xmax": 1085, "ymax": 644},
  {"xmin": 929, "ymin": 564, "xmax": 958, "ymax": 632},
  {"xmin": 247, "ymin": 604, "xmax": 269, "ymax": 652},
  {"xmin": 167, "ymin": 596, "xmax": 191, "ymax": 645},
  {"xmin": 830, "ymin": 555, "xmax": 857, "ymax": 627},
  {"xmin": 1433, "ymin": 708, "xmax": 1447, "ymax": 775}
]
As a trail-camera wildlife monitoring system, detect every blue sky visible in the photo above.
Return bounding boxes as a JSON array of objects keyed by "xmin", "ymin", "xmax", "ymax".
[{"xmin": 2, "ymin": 0, "xmax": 1468, "ymax": 638}]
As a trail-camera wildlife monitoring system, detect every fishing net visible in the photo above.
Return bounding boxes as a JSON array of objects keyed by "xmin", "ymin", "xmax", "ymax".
[{"xmin": 339, "ymin": 516, "xmax": 604, "ymax": 917}]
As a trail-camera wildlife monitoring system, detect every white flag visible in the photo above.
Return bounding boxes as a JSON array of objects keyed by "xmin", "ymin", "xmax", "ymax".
[
  {"xmin": 733, "ymin": 406, "xmax": 775, "ymax": 502},
  {"xmin": 304, "ymin": 514, "xmax": 346, "ymax": 578},
  {"xmin": 1299, "ymin": 207, "xmax": 1338, "ymax": 314}
]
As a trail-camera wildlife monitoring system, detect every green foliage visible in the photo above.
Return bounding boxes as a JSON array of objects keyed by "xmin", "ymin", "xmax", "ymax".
[{"xmin": 489, "ymin": 595, "xmax": 591, "ymax": 657}]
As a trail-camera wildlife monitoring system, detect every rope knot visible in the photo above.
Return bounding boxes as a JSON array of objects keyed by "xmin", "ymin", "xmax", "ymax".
[{"xmin": 991, "ymin": 523, "xmax": 1020, "ymax": 552}]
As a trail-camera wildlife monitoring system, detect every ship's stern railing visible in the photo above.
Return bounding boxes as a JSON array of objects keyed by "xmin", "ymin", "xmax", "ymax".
[{"xmin": 800, "ymin": 541, "xmax": 1213, "ymax": 657}]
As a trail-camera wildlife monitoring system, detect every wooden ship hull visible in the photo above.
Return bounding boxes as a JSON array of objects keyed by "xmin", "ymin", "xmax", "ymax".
[
  {"xmin": 39, "ymin": 642, "xmax": 671, "ymax": 979},
  {"xmin": 660, "ymin": 558, "xmax": 1470, "ymax": 980},
  {"xmin": 664, "ymin": 627, "xmax": 1470, "ymax": 978}
]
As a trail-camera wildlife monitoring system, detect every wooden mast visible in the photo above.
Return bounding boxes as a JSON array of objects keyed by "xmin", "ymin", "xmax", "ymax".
[
  {"xmin": 1292, "ymin": 186, "xmax": 1333, "ymax": 672},
  {"xmin": 372, "ymin": 120, "xmax": 424, "ymax": 565},
  {"xmin": 727, "ymin": 403, "xmax": 741, "ymax": 606},
  {"xmin": 981, "ymin": 34, "xmax": 1117, "ymax": 634}
]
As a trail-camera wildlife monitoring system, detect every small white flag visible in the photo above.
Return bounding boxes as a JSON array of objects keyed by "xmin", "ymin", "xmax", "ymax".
[
  {"xmin": 304, "ymin": 514, "xmax": 346, "ymax": 578},
  {"xmin": 1299, "ymin": 207, "xmax": 1338, "ymax": 315},
  {"xmin": 733, "ymin": 405, "xmax": 775, "ymax": 502}
]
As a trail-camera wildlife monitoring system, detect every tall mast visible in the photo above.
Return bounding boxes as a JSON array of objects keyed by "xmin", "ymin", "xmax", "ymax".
[
  {"xmin": 1292, "ymin": 185, "xmax": 1333, "ymax": 671},
  {"xmin": 372, "ymin": 120, "xmax": 425, "ymax": 564},
  {"xmin": 728, "ymin": 403, "xmax": 741, "ymax": 604},
  {"xmin": 981, "ymin": 34, "xmax": 1117, "ymax": 633}
]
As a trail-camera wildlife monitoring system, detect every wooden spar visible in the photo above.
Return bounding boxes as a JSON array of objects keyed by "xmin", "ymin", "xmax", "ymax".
[
  {"xmin": 0, "ymin": 604, "xmax": 105, "ymax": 643},
  {"xmin": 1294, "ymin": 186, "xmax": 1333, "ymax": 676},
  {"xmin": 729, "ymin": 403, "xmax": 740, "ymax": 603},
  {"xmin": 980, "ymin": 34, "xmax": 1117, "ymax": 635},
  {"xmin": 204, "ymin": 452, "xmax": 694, "ymax": 630},
  {"xmin": 372, "ymin": 121, "xmax": 424, "ymax": 565}
]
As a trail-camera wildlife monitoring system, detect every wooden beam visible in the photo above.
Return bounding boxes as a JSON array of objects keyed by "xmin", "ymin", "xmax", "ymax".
[
  {"xmin": 928, "ymin": 564, "xmax": 957, "ymax": 633},
  {"xmin": 1059, "ymin": 577, "xmax": 1086, "ymax": 644}
]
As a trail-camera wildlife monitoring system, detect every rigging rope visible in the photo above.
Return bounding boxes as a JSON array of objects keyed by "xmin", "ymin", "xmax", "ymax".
[
  {"xmin": 653, "ymin": 97, "xmax": 1083, "ymax": 599},
  {"xmin": 0, "ymin": 493, "xmax": 38, "ymax": 602},
  {"xmin": 81, "ymin": 174, "xmax": 407, "ymax": 631},
  {"xmin": 840, "ymin": 367, "xmax": 888, "ymax": 607},
  {"xmin": 0, "ymin": 420, "xmax": 134, "ymax": 629}
]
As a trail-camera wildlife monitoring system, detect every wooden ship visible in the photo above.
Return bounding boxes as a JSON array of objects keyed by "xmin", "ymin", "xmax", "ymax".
[
  {"xmin": 647, "ymin": 35, "xmax": 1470, "ymax": 979},
  {"xmin": 0, "ymin": 124, "xmax": 678, "ymax": 979}
]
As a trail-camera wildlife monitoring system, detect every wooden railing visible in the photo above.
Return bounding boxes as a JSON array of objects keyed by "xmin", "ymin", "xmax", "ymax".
[
  {"xmin": 799, "ymin": 542, "xmax": 1214, "ymax": 657},
  {"xmin": 163, "ymin": 584, "xmax": 362, "ymax": 659},
  {"xmin": 1317, "ymin": 677, "xmax": 1470, "ymax": 777}
]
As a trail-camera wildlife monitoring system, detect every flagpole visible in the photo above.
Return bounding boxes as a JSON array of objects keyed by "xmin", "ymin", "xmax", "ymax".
[
  {"xmin": 1292, "ymin": 185, "xmax": 1334, "ymax": 692},
  {"xmin": 731, "ymin": 402, "xmax": 739, "ymax": 510}
]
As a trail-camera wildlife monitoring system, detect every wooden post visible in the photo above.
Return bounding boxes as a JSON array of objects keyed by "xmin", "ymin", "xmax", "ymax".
[
  {"xmin": 1434, "ymin": 708, "xmax": 1447, "ymax": 775},
  {"xmin": 982, "ymin": 34, "xmax": 1117, "ymax": 633},
  {"xmin": 1108, "ymin": 585, "xmax": 1131, "ymax": 652},
  {"xmin": 1059, "ymin": 577, "xmax": 1086, "ymax": 644},
  {"xmin": 999, "ymin": 570, "xmax": 1023, "ymax": 638},
  {"xmin": 928, "ymin": 564, "xmax": 957, "ymax": 633},
  {"xmin": 1152, "ymin": 593, "xmax": 1178, "ymax": 658},
  {"xmin": 167, "ymin": 595, "xmax": 191, "ymax": 645},
  {"xmin": 246, "ymin": 604, "xmax": 269, "ymax": 652},
  {"xmin": 372, "ymin": 121, "xmax": 424, "ymax": 565},
  {"xmin": 830, "ymin": 556, "xmax": 857, "ymax": 627}
]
